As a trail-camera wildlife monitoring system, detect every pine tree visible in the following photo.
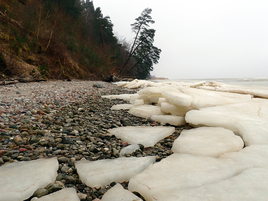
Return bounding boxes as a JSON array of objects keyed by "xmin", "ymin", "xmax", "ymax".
[{"xmin": 121, "ymin": 8, "xmax": 161, "ymax": 79}]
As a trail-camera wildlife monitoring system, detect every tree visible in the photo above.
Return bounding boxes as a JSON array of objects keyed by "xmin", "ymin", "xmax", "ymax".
[
  {"xmin": 121, "ymin": 8, "xmax": 161, "ymax": 79},
  {"xmin": 93, "ymin": 7, "xmax": 118, "ymax": 47}
]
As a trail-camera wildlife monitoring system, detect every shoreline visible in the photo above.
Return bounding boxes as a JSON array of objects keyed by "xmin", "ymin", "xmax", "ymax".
[{"xmin": 0, "ymin": 80, "xmax": 188, "ymax": 200}]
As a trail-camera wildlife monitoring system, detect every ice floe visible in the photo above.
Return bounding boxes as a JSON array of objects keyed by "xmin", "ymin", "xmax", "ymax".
[
  {"xmin": 75, "ymin": 156, "xmax": 155, "ymax": 188},
  {"xmin": 129, "ymin": 105, "xmax": 163, "ymax": 118},
  {"xmin": 185, "ymin": 102, "xmax": 268, "ymax": 145},
  {"xmin": 0, "ymin": 158, "xmax": 59, "ymax": 201},
  {"xmin": 120, "ymin": 144, "xmax": 140, "ymax": 155},
  {"xmin": 172, "ymin": 127, "xmax": 244, "ymax": 157},
  {"xmin": 108, "ymin": 79, "xmax": 268, "ymax": 200},
  {"xmin": 31, "ymin": 188, "xmax": 79, "ymax": 201},
  {"xmin": 101, "ymin": 183, "xmax": 142, "ymax": 201},
  {"xmin": 129, "ymin": 149, "xmax": 268, "ymax": 201},
  {"xmin": 151, "ymin": 114, "xmax": 186, "ymax": 126},
  {"xmin": 155, "ymin": 168, "xmax": 268, "ymax": 201},
  {"xmin": 107, "ymin": 126, "xmax": 175, "ymax": 147},
  {"xmin": 102, "ymin": 94, "xmax": 139, "ymax": 102},
  {"xmin": 111, "ymin": 104, "xmax": 133, "ymax": 110}
]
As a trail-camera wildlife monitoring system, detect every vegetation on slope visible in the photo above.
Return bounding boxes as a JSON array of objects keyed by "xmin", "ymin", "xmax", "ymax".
[{"xmin": 0, "ymin": 0, "xmax": 161, "ymax": 80}]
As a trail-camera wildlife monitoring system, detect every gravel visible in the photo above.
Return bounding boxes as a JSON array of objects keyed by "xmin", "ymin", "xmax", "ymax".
[{"xmin": 0, "ymin": 80, "xmax": 192, "ymax": 201}]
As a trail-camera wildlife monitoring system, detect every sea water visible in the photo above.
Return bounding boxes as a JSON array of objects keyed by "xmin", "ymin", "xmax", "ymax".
[{"xmin": 153, "ymin": 77, "xmax": 268, "ymax": 89}]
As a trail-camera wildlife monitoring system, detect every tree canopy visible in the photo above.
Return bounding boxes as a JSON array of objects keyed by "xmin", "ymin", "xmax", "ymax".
[
  {"xmin": 0, "ymin": 1, "xmax": 160, "ymax": 80},
  {"xmin": 121, "ymin": 8, "xmax": 161, "ymax": 79}
]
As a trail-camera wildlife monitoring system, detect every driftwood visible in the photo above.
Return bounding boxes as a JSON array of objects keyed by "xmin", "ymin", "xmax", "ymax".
[
  {"xmin": 0, "ymin": 78, "xmax": 46, "ymax": 85},
  {"xmin": 0, "ymin": 80, "xmax": 19, "ymax": 85}
]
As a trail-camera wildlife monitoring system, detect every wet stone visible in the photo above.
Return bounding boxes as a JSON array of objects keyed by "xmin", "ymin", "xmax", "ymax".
[
  {"xmin": 58, "ymin": 157, "xmax": 69, "ymax": 163},
  {"xmin": 45, "ymin": 182, "xmax": 63, "ymax": 193},
  {"xmin": 9, "ymin": 124, "xmax": 17, "ymax": 129},
  {"xmin": 63, "ymin": 137, "xmax": 73, "ymax": 144},
  {"xmin": 33, "ymin": 188, "xmax": 49, "ymax": 198},
  {"xmin": 29, "ymin": 136, "xmax": 40, "ymax": 144}
]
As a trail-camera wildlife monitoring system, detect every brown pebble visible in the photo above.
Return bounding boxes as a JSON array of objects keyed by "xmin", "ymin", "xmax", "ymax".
[
  {"xmin": 19, "ymin": 148, "xmax": 27, "ymax": 152},
  {"xmin": 13, "ymin": 135, "xmax": 23, "ymax": 144},
  {"xmin": 0, "ymin": 150, "xmax": 6, "ymax": 157}
]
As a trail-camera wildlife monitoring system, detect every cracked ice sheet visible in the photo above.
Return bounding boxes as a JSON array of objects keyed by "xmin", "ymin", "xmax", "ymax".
[
  {"xmin": 151, "ymin": 114, "xmax": 186, "ymax": 126},
  {"xmin": 172, "ymin": 127, "xmax": 244, "ymax": 157},
  {"xmin": 129, "ymin": 105, "xmax": 163, "ymax": 118},
  {"xmin": 107, "ymin": 126, "xmax": 175, "ymax": 147},
  {"xmin": 75, "ymin": 156, "xmax": 155, "ymax": 188},
  {"xmin": 185, "ymin": 102, "xmax": 268, "ymax": 146},
  {"xmin": 31, "ymin": 188, "xmax": 79, "ymax": 201},
  {"xmin": 179, "ymin": 87, "xmax": 252, "ymax": 109},
  {"xmin": 0, "ymin": 158, "xmax": 59, "ymax": 201},
  {"xmin": 101, "ymin": 183, "xmax": 142, "ymax": 201},
  {"xmin": 156, "ymin": 168, "xmax": 268, "ymax": 201},
  {"xmin": 101, "ymin": 94, "xmax": 139, "ymax": 101},
  {"xmin": 111, "ymin": 104, "xmax": 133, "ymax": 110},
  {"xmin": 128, "ymin": 146, "xmax": 268, "ymax": 201}
]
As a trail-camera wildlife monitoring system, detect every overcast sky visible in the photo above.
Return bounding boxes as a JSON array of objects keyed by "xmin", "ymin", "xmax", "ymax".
[{"xmin": 93, "ymin": 0, "xmax": 268, "ymax": 80}]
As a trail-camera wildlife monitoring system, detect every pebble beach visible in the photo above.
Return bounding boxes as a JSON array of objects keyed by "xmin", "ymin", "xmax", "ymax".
[{"xmin": 0, "ymin": 80, "xmax": 187, "ymax": 200}]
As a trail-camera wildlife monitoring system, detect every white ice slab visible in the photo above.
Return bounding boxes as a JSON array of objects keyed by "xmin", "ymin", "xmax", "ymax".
[
  {"xmin": 134, "ymin": 99, "xmax": 144, "ymax": 106},
  {"xmin": 160, "ymin": 102, "xmax": 192, "ymax": 116},
  {"xmin": 129, "ymin": 105, "xmax": 163, "ymax": 118},
  {"xmin": 0, "ymin": 158, "xmax": 59, "ymax": 201},
  {"xmin": 128, "ymin": 154, "xmax": 236, "ymax": 201},
  {"xmin": 111, "ymin": 104, "xmax": 133, "ymax": 110},
  {"xmin": 75, "ymin": 156, "xmax": 155, "ymax": 188},
  {"xmin": 185, "ymin": 102, "xmax": 268, "ymax": 145},
  {"xmin": 156, "ymin": 168, "xmax": 268, "ymax": 201},
  {"xmin": 31, "ymin": 188, "xmax": 79, "ymax": 201},
  {"xmin": 162, "ymin": 89, "xmax": 193, "ymax": 107},
  {"xmin": 151, "ymin": 115, "xmax": 186, "ymax": 126},
  {"xmin": 219, "ymin": 145, "xmax": 268, "ymax": 168},
  {"xmin": 172, "ymin": 127, "xmax": 244, "ymax": 157},
  {"xmin": 180, "ymin": 87, "xmax": 252, "ymax": 109},
  {"xmin": 101, "ymin": 183, "xmax": 142, "ymax": 201},
  {"xmin": 116, "ymin": 79, "xmax": 157, "ymax": 89},
  {"xmin": 120, "ymin": 144, "xmax": 140, "ymax": 155},
  {"xmin": 107, "ymin": 126, "xmax": 175, "ymax": 147},
  {"xmin": 129, "ymin": 149, "xmax": 268, "ymax": 201},
  {"xmin": 102, "ymin": 94, "xmax": 139, "ymax": 101}
]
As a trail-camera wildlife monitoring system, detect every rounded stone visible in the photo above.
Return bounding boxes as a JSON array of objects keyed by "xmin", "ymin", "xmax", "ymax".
[{"xmin": 33, "ymin": 188, "xmax": 49, "ymax": 198}]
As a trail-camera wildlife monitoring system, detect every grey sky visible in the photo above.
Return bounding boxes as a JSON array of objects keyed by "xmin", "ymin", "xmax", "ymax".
[{"xmin": 93, "ymin": 0, "xmax": 268, "ymax": 79}]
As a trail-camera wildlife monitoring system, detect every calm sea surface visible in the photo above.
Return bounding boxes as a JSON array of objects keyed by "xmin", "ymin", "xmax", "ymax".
[{"xmin": 166, "ymin": 78, "xmax": 268, "ymax": 89}]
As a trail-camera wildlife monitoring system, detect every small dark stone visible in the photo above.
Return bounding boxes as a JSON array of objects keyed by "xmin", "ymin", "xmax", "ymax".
[
  {"xmin": 2, "ymin": 156, "xmax": 9, "ymax": 162},
  {"xmin": 45, "ymin": 183, "xmax": 63, "ymax": 193},
  {"xmin": 62, "ymin": 137, "xmax": 73, "ymax": 144},
  {"xmin": 58, "ymin": 156, "xmax": 69, "ymax": 163},
  {"xmin": 110, "ymin": 182, "xmax": 116, "ymax": 187},
  {"xmin": 33, "ymin": 188, "xmax": 49, "ymax": 198},
  {"xmin": 29, "ymin": 136, "xmax": 40, "ymax": 144},
  {"xmin": 56, "ymin": 173, "xmax": 65, "ymax": 181},
  {"xmin": 57, "ymin": 144, "xmax": 65, "ymax": 149},
  {"xmin": 9, "ymin": 124, "xmax": 17, "ymax": 129},
  {"xmin": 65, "ymin": 175, "xmax": 76, "ymax": 184},
  {"xmin": 138, "ymin": 144, "xmax": 144, "ymax": 151},
  {"xmin": 21, "ymin": 157, "xmax": 30, "ymax": 161},
  {"xmin": 10, "ymin": 153, "xmax": 18, "ymax": 159},
  {"xmin": 5, "ymin": 150, "xmax": 19, "ymax": 156},
  {"xmin": 120, "ymin": 119, "xmax": 132, "ymax": 126}
]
